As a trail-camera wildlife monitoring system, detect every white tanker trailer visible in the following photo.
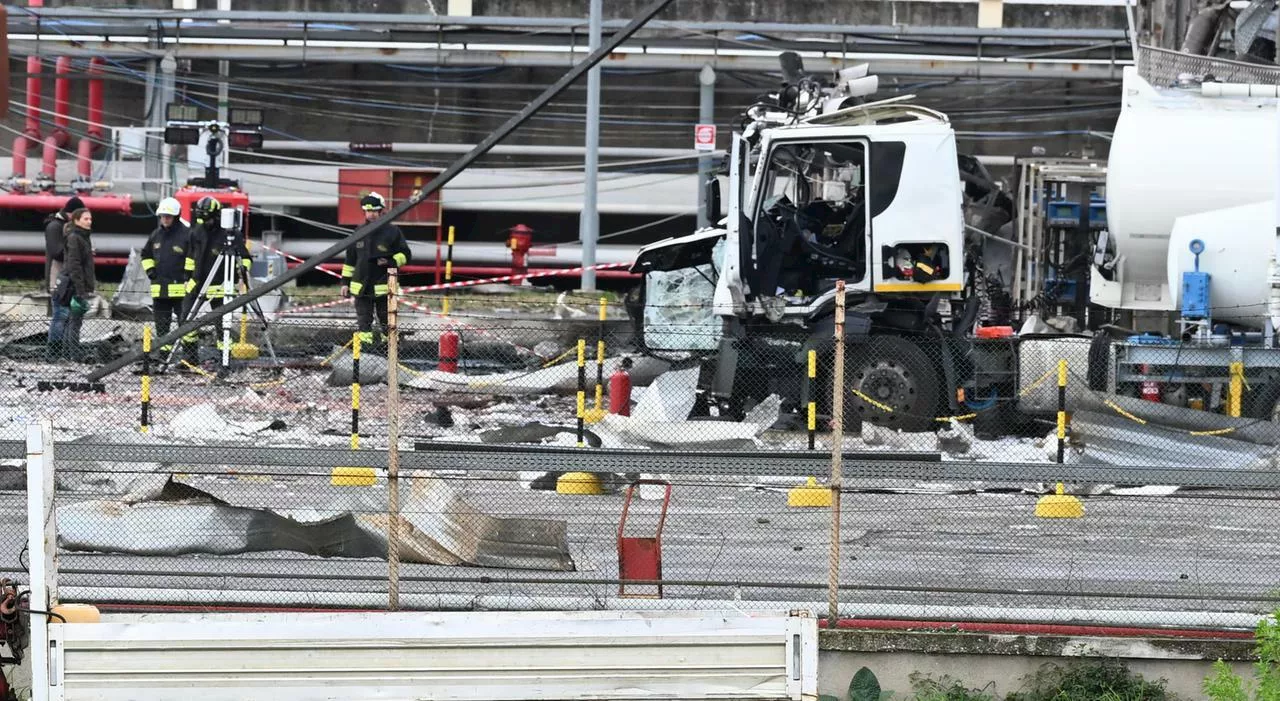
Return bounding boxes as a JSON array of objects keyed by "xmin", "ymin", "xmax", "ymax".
[
  {"xmin": 1093, "ymin": 65, "xmax": 1278, "ymax": 331},
  {"xmin": 1076, "ymin": 60, "xmax": 1280, "ymax": 419}
]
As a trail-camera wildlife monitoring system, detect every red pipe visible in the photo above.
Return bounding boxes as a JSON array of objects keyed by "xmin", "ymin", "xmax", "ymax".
[
  {"xmin": 292, "ymin": 261, "xmax": 639, "ymax": 279},
  {"xmin": 77, "ymin": 57, "xmax": 105, "ymax": 180},
  {"xmin": 0, "ymin": 254, "xmax": 129, "ymax": 267},
  {"xmin": 40, "ymin": 57, "xmax": 72, "ymax": 180},
  {"xmin": 24, "ymin": 56, "xmax": 41, "ymax": 138},
  {"xmin": 822, "ymin": 618, "xmax": 1255, "ymax": 640},
  {"xmin": 11, "ymin": 56, "xmax": 43, "ymax": 180},
  {"xmin": 0, "ymin": 194, "xmax": 133, "ymax": 214}
]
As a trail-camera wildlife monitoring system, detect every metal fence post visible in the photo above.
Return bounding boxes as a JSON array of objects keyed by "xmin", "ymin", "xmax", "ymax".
[
  {"xmin": 386, "ymin": 269, "xmax": 402, "ymax": 611},
  {"xmin": 828, "ymin": 280, "xmax": 847, "ymax": 625}
]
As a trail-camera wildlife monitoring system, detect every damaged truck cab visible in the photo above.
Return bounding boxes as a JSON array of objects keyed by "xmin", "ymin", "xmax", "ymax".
[{"xmin": 631, "ymin": 91, "xmax": 991, "ymax": 432}]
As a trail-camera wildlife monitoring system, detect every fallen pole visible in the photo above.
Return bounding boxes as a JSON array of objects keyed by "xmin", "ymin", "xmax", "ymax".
[{"xmin": 86, "ymin": 0, "xmax": 677, "ymax": 382}]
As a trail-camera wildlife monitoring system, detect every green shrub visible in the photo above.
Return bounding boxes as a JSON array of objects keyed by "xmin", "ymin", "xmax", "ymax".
[
  {"xmin": 1004, "ymin": 659, "xmax": 1176, "ymax": 701},
  {"xmin": 1203, "ymin": 609, "xmax": 1280, "ymax": 701},
  {"xmin": 908, "ymin": 673, "xmax": 997, "ymax": 700}
]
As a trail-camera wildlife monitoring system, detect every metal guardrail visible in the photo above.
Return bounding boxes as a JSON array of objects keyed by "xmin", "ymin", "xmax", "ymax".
[{"xmin": 46, "ymin": 441, "xmax": 1280, "ymax": 489}]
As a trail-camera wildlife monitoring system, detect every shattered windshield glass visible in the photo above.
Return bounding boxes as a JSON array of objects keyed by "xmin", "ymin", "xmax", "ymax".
[{"xmin": 643, "ymin": 239, "xmax": 724, "ymax": 351}]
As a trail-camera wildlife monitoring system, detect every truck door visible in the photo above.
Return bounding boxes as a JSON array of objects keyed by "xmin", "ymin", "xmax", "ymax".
[
  {"xmin": 714, "ymin": 133, "xmax": 750, "ymax": 317},
  {"xmin": 746, "ymin": 137, "xmax": 871, "ymax": 303}
]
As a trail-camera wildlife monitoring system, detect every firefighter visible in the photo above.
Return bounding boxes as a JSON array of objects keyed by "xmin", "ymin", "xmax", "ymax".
[
  {"xmin": 141, "ymin": 197, "xmax": 196, "ymax": 352},
  {"xmin": 340, "ymin": 192, "xmax": 410, "ymax": 349},
  {"xmin": 185, "ymin": 196, "xmax": 251, "ymax": 357}
]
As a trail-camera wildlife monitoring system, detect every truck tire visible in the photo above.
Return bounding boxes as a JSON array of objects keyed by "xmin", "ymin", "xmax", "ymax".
[{"xmin": 843, "ymin": 336, "xmax": 943, "ymax": 433}]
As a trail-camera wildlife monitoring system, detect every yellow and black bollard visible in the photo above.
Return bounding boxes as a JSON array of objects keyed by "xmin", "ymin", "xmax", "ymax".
[
  {"xmin": 1229, "ymin": 361, "xmax": 1244, "ymax": 418},
  {"xmin": 807, "ymin": 349, "xmax": 817, "ymax": 450},
  {"xmin": 351, "ymin": 332, "xmax": 361, "ymax": 450},
  {"xmin": 442, "ymin": 225, "xmax": 456, "ymax": 317},
  {"xmin": 140, "ymin": 326, "xmax": 151, "ymax": 433},
  {"xmin": 595, "ymin": 297, "xmax": 607, "ymax": 410},
  {"xmin": 576, "ymin": 338, "xmax": 586, "ymax": 447},
  {"xmin": 1035, "ymin": 358, "xmax": 1082, "ymax": 518},
  {"xmin": 1056, "ymin": 359, "xmax": 1067, "ymax": 464},
  {"xmin": 331, "ymin": 332, "xmax": 376, "ymax": 487}
]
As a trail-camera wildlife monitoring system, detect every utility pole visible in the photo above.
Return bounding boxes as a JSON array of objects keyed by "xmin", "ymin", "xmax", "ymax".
[
  {"xmin": 145, "ymin": 53, "xmax": 176, "ymax": 193},
  {"xmin": 217, "ymin": 0, "xmax": 230, "ymax": 123},
  {"xmin": 579, "ymin": 0, "xmax": 602, "ymax": 292},
  {"xmin": 696, "ymin": 64, "xmax": 716, "ymax": 230}
]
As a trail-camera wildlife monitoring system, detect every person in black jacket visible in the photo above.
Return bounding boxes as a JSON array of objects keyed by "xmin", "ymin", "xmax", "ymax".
[
  {"xmin": 47, "ymin": 208, "xmax": 95, "ymax": 360},
  {"xmin": 43, "ymin": 195, "xmax": 84, "ymax": 309},
  {"xmin": 181, "ymin": 196, "xmax": 252, "ymax": 360},
  {"xmin": 340, "ymin": 192, "xmax": 410, "ymax": 348},
  {"xmin": 141, "ymin": 197, "xmax": 196, "ymax": 352}
]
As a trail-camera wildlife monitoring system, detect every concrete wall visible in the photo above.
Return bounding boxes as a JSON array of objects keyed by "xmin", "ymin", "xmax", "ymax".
[{"xmin": 820, "ymin": 629, "xmax": 1256, "ymax": 700}]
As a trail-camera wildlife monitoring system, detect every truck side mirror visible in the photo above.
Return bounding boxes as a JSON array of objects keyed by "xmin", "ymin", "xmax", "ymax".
[{"xmin": 704, "ymin": 177, "xmax": 721, "ymax": 225}]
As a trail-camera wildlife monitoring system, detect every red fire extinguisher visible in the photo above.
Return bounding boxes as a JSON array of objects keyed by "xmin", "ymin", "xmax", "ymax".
[
  {"xmin": 1140, "ymin": 363, "xmax": 1161, "ymax": 403},
  {"xmin": 438, "ymin": 329, "xmax": 460, "ymax": 373},
  {"xmin": 609, "ymin": 358, "xmax": 633, "ymax": 416}
]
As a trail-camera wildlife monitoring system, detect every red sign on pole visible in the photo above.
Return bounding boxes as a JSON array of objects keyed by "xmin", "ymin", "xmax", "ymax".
[{"xmin": 694, "ymin": 123, "xmax": 717, "ymax": 151}]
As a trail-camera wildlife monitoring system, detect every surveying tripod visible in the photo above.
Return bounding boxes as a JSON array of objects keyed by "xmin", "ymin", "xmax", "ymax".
[{"xmin": 161, "ymin": 222, "xmax": 279, "ymax": 372}]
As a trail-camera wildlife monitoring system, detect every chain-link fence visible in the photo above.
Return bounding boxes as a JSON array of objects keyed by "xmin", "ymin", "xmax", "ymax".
[{"xmin": 0, "ymin": 279, "xmax": 1278, "ymax": 629}]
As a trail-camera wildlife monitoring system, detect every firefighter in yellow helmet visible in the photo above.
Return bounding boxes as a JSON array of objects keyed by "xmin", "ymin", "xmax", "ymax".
[
  {"xmin": 141, "ymin": 197, "xmax": 195, "ymax": 352},
  {"xmin": 340, "ymin": 192, "xmax": 410, "ymax": 349}
]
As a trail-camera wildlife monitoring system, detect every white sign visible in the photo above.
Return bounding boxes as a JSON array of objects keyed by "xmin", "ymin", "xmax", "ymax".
[{"xmin": 694, "ymin": 123, "xmax": 717, "ymax": 152}]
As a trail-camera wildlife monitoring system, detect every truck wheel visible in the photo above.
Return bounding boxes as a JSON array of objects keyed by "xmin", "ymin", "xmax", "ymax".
[{"xmin": 844, "ymin": 336, "xmax": 942, "ymax": 433}]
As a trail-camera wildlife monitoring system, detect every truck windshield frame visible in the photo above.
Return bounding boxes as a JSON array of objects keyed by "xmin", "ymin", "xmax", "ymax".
[{"xmin": 747, "ymin": 136, "xmax": 872, "ymax": 300}]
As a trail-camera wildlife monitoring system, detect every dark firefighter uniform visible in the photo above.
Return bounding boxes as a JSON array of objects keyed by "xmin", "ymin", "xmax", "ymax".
[
  {"xmin": 341, "ymin": 212, "xmax": 410, "ymax": 347},
  {"xmin": 185, "ymin": 197, "xmax": 252, "ymax": 352},
  {"xmin": 141, "ymin": 216, "xmax": 195, "ymax": 349}
]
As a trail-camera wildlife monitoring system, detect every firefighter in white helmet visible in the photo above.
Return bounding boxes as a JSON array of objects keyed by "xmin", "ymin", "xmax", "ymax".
[{"xmin": 141, "ymin": 197, "xmax": 195, "ymax": 352}]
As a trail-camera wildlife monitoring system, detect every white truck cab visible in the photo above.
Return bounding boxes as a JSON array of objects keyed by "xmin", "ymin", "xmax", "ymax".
[{"xmin": 633, "ymin": 98, "xmax": 966, "ymax": 351}]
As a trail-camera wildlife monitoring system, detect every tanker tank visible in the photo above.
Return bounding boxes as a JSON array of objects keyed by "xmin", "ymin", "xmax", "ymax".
[{"xmin": 1095, "ymin": 66, "xmax": 1277, "ymax": 317}]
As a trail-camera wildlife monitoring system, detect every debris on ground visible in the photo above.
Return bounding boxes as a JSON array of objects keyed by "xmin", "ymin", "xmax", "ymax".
[{"xmin": 59, "ymin": 472, "xmax": 575, "ymax": 571}]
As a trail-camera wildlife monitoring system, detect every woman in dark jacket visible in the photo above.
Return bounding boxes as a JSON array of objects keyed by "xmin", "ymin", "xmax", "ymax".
[{"xmin": 47, "ymin": 208, "xmax": 95, "ymax": 359}]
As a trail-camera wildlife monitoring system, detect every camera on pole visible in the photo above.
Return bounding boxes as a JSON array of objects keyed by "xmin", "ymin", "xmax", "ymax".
[{"xmin": 162, "ymin": 104, "xmax": 264, "ymax": 189}]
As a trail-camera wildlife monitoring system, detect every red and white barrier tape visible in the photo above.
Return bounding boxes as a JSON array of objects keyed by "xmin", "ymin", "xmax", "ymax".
[
  {"xmin": 275, "ymin": 295, "xmax": 351, "ymax": 317},
  {"xmin": 276, "ymin": 291, "xmax": 541, "ymax": 356},
  {"xmin": 262, "ymin": 245, "xmax": 345, "ymax": 281}
]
